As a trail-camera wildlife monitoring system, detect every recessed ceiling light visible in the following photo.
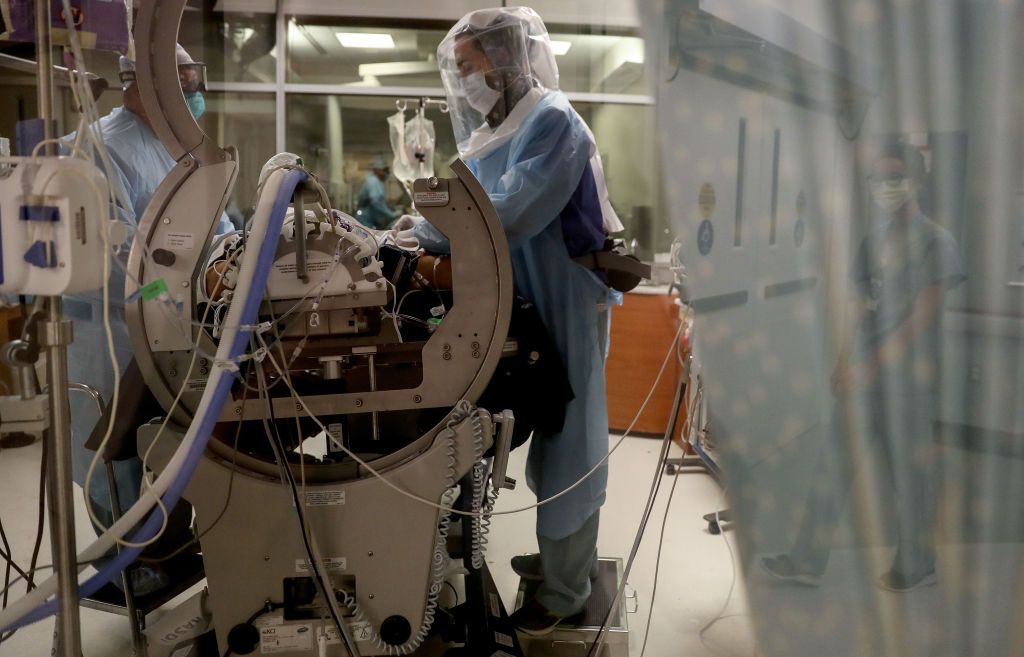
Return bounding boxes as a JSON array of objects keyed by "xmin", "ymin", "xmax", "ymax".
[
  {"xmin": 550, "ymin": 40, "xmax": 572, "ymax": 56},
  {"xmin": 336, "ymin": 32, "xmax": 396, "ymax": 49}
]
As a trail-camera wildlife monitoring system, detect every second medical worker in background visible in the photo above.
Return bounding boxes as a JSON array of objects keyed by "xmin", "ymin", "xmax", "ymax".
[
  {"xmin": 64, "ymin": 44, "xmax": 231, "ymax": 595},
  {"xmin": 405, "ymin": 6, "xmax": 623, "ymax": 635},
  {"xmin": 356, "ymin": 155, "xmax": 402, "ymax": 229}
]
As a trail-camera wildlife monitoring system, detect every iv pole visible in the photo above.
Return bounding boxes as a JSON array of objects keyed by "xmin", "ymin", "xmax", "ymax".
[{"xmin": 34, "ymin": 2, "xmax": 84, "ymax": 655}]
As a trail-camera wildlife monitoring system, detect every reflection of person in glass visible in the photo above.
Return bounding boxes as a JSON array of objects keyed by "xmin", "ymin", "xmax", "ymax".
[
  {"xmin": 762, "ymin": 142, "xmax": 966, "ymax": 592},
  {"xmin": 355, "ymin": 155, "xmax": 401, "ymax": 229}
]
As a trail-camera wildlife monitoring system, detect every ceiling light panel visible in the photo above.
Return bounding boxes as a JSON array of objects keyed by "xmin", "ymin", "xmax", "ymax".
[{"xmin": 336, "ymin": 32, "xmax": 396, "ymax": 49}]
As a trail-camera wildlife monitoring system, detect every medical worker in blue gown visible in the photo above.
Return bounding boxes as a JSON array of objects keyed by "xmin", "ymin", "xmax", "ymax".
[
  {"xmin": 401, "ymin": 7, "xmax": 624, "ymax": 635},
  {"xmin": 356, "ymin": 155, "xmax": 402, "ymax": 229},
  {"xmin": 64, "ymin": 45, "xmax": 232, "ymax": 594}
]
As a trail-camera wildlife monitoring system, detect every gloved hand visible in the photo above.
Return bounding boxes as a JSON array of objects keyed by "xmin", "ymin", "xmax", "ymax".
[
  {"xmin": 392, "ymin": 214, "xmax": 424, "ymax": 232},
  {"xmin": 388, "ymin": 214, "xmax": 425, "ymax": 251},
  {"xmin": 393, "ymin": 228, "xmax": 420, "ymax": 251}
]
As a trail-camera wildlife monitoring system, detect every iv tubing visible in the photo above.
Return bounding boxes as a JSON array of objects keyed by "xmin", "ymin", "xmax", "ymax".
[{"xmin": 0, "ymin": 168, "xmax": 308, "ymax": 632}]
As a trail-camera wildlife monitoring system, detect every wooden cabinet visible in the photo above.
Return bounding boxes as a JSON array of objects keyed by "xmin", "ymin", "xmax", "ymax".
[{"xmin": 605, "ymin": 290, "xmax": 686, "ymax": 443}]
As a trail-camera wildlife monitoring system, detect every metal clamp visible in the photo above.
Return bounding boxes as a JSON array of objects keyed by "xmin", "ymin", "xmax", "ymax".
[
  {"xmin": 37, "ymin": 318, "xmax": 73, "ymax": 347},
  {"xmin": 624, "ymin": 585, "xmax": 639, "ymax": 614},
  {"xmin": 490, "ymin": 409, "xmax": 516, "ymax": 491}
]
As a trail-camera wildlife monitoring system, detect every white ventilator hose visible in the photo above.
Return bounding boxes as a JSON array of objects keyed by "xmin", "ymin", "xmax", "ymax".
[{"xmin": 0, "ymin": 167, "xmax": 299, "ymax": 631}]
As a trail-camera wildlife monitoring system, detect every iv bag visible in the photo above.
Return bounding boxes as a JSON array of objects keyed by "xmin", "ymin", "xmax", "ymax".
[{"xmin": 389, "ymin": 111, "xmax": 436, "ymax": 186}]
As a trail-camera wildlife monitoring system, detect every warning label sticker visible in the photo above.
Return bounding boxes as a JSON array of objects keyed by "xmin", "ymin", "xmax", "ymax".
[
  {"xmin": 322, "ymin": 621, "xmax": 374, "ymax": 644},
  {"xmin": 304, "ymin": 490, "xmax": 345, "ymax": 507},
  {"xmin": 295, "ymin": 557, "xmax": 347, "ymax": 574},
  {"xmin": 413, "ymin": 191, "xmax": 450, "ymax": 206}
]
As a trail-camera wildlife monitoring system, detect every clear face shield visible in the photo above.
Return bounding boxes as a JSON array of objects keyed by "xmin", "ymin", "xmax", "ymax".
[{"xmin": 437, "ymin": 7, "xmax": 560, "ymax": 156}]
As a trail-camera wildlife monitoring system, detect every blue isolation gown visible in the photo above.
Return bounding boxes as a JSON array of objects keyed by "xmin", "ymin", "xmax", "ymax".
[
  {"xmin": 64, "ymin": 107, "xmax": 231, "ymax": 510},
  {"xmin": 356, "ymin": 173, "xmax": 400, "ymax": 229},
  {"xmin": 414, "ymin": 90, "xmax": 613, "ymax": 540}
]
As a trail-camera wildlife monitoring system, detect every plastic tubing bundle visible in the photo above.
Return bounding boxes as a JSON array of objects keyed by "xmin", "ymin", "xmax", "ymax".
[{"xmin": 0, "ymin": 167, "xmax": 308, "ymax": 632}]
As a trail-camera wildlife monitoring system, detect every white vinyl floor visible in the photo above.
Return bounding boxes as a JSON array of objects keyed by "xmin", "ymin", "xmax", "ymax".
[{"xmin": 0, "ymin": 435, "xmax": 753, "ymax": 657}]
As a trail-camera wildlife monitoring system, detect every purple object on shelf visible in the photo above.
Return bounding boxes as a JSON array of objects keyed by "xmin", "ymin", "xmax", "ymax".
[{"xmin": 0, "ymin": 0, "xmax": 131, "ymax": 54}]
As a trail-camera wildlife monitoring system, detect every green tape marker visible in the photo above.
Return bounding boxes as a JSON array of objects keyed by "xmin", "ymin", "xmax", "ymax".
[{"xmin": 140, "ymin": 278, "xmax": 169, "ymax": 301}]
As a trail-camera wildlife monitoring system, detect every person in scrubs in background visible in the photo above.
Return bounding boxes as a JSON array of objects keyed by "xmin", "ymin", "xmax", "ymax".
[
  {"xmin": 63, "ymin": 44, "xmax": 231, "ymax": 594},
  {"xmin": 355, "ymin": 155, "xmax": 401, "ymax": 229},
  {"xmin": 761, "ymin": 142, "xmax": 966, "ymax": 592}
]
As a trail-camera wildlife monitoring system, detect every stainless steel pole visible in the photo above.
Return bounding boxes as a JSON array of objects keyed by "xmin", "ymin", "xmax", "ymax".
[{"xmin": 36, "ymin": 2, "xmax": 84, "ymax": 655}]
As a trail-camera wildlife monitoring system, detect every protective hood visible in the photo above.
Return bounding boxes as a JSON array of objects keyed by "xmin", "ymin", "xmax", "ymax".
[{"xmin": 438, "ymin": 6, "xmax": 560, "ymax": 157}]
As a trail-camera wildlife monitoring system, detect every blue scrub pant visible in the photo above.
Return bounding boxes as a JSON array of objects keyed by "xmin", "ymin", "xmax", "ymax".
[
  {"xmin": 536, "ymin": 509, "xmax": 600, "ymax": 617},
  {"xmin": 791, "ymin": 389, "xmax": 938, "ymax": 576}
]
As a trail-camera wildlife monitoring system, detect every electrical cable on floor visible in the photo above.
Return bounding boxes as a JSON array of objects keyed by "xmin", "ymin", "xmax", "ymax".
[
  {"xmin": 0, "ymin": 559, "xmax": 106, "ymax": 603},
  {"xmin": 697, "ymin": 500, "xmax": 745, "ymax": 657},
  {"xmin": 585, "ymin": 327, "xmax": 692, "ymax": 657},
  {"xmin": 640, "ymin": 363, "xmax": 705, "ymax": 657},
  {"xmin": 25, "ymin": 426, "xmax": 48, "ymax": 593},
  {"xmin": 638, "ymin": 465, "xmax": 682, "ymax": 657},
  {"xmin": 584, "ymin": 373, "xmax": 682, "ymax": 657}
]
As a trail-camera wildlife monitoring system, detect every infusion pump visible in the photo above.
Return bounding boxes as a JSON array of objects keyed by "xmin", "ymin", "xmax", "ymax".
[{"xmin": 0, "ymin": 156, "xmax": 117, "ymax": 296}]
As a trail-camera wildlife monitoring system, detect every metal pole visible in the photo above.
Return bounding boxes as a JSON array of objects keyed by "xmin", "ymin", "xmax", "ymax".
[{"xmin": 36, "ymin": 3, "xmax": 84, "ymax": 655}]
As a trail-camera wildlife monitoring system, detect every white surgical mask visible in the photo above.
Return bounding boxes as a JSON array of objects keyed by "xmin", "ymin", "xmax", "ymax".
[
  {"xmin": 462, "ymin": 72, "xmax": 501, "ymax": 115},
  {"xmin": 871, "ymin": 180, "xmax": 914, "ymax": 214}
]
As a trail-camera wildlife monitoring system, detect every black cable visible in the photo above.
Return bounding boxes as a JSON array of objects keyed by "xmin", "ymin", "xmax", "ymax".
[
  {"xmin": 583, "ymin": 339, "xmax": 686, "ymax": 657},
  {"xmin": 639, "ymin": 467, "xmax": 682, "ymax": 657},
  {"xmin": 222, "ymin": 599, "xmax": 283, "ymax": 657},
  {"xmin": 584, "ymin": 427, "xmax": 674, "ymax": 657},
  {"xmin": 255, "ymin": 366, "xmax": 352, "ymax": 654},
  {"xmin": 0, "ymin": 558, "xmax": 107, "ymax": 602},
  {"xmin": 25, "ymin": 427, "xmax": 48, "ymax": 592},
  {"xmin": 0, "ymin": 543, "xmax": 30, "ymax": 589},
  {"xmin": 0, "ymin": 512, "xmax": 19, "ymax": 610}
]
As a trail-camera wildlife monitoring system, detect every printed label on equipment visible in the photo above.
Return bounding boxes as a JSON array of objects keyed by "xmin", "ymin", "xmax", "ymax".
[
  {"xmin": 273, "ymin": 256, "xmax": 332, "ymax": 277},
  {"xmin": 295, "ymin": 557, "xmax": 347, "ymax": 573},
  {"xmin": 322, "ymin": 621, "xmax": 374, "ymax": 644},
  {"xmin": 430, "ymin": 304, "xmax": 446, "ymax": 317},
  {"xmin": 327, "ymin": 423, "xmax": 343, "ymax": 445},
  {"xmin": 164, "ymin": 232, "xmax": 195, "ymax": 251},
  {"xmin": 304, "ymin": 490, "xmax": 345, "ymax": 507},
  {"xmin": 494, "ymin": 631, "xmax": 514, "ymax": 648},
  {"xmin": 258, "ymin": 621, "xmax": 313, "ymax": 654},
  {"xmin": 488, "ymin": 592, "xmax": 501, "ymax": 618},
  {"xmin": 184, "ymin": 379, "xmax": 207, "ymax": 392},
  {"xmin": 413, "ymin": 191, "xmax": 450, "ymax": 206}
]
